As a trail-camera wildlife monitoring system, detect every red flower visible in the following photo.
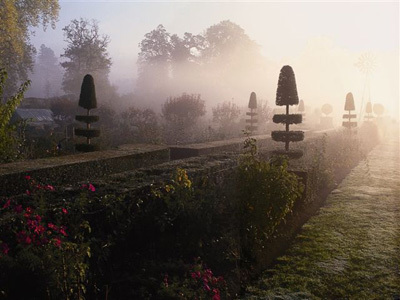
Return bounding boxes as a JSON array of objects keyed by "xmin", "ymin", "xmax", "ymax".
[
  {"xmin": 34, "ymin": 225, "xmax": 45, "ymax": 235},
  {"xmin": 212, "ymin": 294, "xmax": 220, "ymax": 300},
  {"xmin": 59, "ymin": 227, "xmax": 68, "ymax": 237},
  {"xmin": 2, "ymin": 199, "xmax": 11, "ymax": 209},
  {"xmin": 25, "ymin": 175, "xmax": 31, "ymax": 180},
  {"xmin": 53, "ymin": 237, "xmax": 61, "ymax": 248},
  {"xmin": 62, "ymin": 208, "xmax": 68, "ymax": 214},
  {"xmin": 48, "ymin": 223, "xmax": 58, "ymax": 232},
  {"xmin": 45, "ymin": 185, "xmax": 55, "ymax": 191},
  {"xmin": 88, "ymin": 183, "xmax": 96, "ymax": 192},
  {"xmin": 81, "ymin": 183, "xmax": 96, "ymax": 192},
  {"xmin": 25, "ymin": 190, "xmax": 31, "ymax": 196}
]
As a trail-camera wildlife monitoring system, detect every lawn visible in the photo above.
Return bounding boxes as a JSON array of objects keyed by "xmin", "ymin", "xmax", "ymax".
[{"xmin": 244, "ymin": 136, "xmax": 400, "ymax": 300}]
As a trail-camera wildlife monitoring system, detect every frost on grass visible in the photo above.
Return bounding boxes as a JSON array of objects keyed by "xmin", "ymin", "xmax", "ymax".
[{"xmin": 245, "ymin": 137, "xmax": 400, "ymax": 299}]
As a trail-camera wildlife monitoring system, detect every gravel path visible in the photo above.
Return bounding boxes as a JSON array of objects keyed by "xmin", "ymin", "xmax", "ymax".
[{"xmin": 245, "ymin": 135, "xmax": 400, "ymax": 300}]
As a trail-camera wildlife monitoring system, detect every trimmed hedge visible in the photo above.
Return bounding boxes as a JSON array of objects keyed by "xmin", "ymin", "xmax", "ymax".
[
  {"xmin": 273, "ymin": 114, "xmax": 302, "ymax": 125},
  {"xmin": 74, "ymin": 128, "xmax": 100, "ymax": 138},
  {"xmin": 75, "ymin": 115, "xmax": 99, "ymax": 123},
  {"xmin": 271, "ymin": 131, "xmax": 304, "ymax": 143}
]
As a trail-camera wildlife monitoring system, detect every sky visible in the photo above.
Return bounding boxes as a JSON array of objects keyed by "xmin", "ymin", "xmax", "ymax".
[{"xmin": 30, "ymin": 0, "xmax": 399, "ymax": 120}]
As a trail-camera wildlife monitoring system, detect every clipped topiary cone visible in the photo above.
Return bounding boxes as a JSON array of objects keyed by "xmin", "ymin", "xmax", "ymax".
[
  {"xmin": 364, "ymin": 101, "xmax": 373, "ymax": 122},
  {"xmin": 342, "ymin": 92, "xmax": 357, "ymax": 129},
  {"xmin": 246, "ymin": 92, "xmax": 258, "ymax": 134},
  {"xmin": 272, "ymin": 65, "xmax": 304, "ymax": 159},
  {"xmin": 75, "ymin": 74, "xmax": 100, "ymax": 152}
]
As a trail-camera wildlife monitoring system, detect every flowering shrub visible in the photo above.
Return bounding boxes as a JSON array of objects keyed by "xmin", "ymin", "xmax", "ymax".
[
  {"xmin": 0, "ymin": 176, "xmax": 95, "ymax": 299},
  {"xmin": 159, "ymin": 258, "xmax": 228, "ymax": 299},
  {"xmin": 0, "ymin": 177, "xmax": 68, "ymax": 258}
]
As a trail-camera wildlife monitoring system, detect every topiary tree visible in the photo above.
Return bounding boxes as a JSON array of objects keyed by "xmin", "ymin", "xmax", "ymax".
[
  {"xmin": 364, "ymin": 101, "xmax": 373, "ymax": 122},
  {"xmin": 298, "ymin": 99, "xmax": 305, "ymax": 122},
  {"xmin": 271, "ymin": 65, "xmax": 304, "ymax": 159},
  {"xmin": 320, "ymin": 103, "xmax": 333, "ymax": 129},
  {"xmin": 342, "ymin": 92, "xmax": 357, "ymax": 130},
  {"xmin": 321, "ymin": 103, "xmax": 333, "ymax": 116},
  {"xmin": 75, "ymin": 74, "xmax": 100, "ymax": 152},
  {"xmin": 246, "ymin": 92, "xmax": 258, "ymax": 135},
  {"xmin": 373, "ymin": 103, "xmax": 384, "ymax": 117}
]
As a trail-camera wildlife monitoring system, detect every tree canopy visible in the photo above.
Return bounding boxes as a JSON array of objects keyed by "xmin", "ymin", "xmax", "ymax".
[
  {"xmin": 135, "ymin": 20, "xmax": 264, "ymax": 108},
  {"xmin": 61, "ymin": 18, "xmax": 112, "ymax": 97},
  {"xmin": 28, "ymin": 44, "xmax": 63, "ymax": 97},
  {"xmin": 0, "ymin": 0, "xmax": 59, "ymax": 95}
]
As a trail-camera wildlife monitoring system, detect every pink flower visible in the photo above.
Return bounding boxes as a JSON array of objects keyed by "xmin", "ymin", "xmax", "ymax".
[
  {"xmin": 25, "ymin": 175, "xmax": 31, "ymax": 180},
  {"xmin": 25, "ymin": 190, "xmax": 31, "ymax": 196},
  {"xmin": 34, "ymin": 225, "xmax": 45, "ymax": 235},
  {"xmin": 2, "ymin": 199, "xmax": 11, "ymax": 209},
  {"xmin": 62, "ymin": 208, "xmax": 68, "ymax": 214},
  {"xmin": 59, "ymin": 227, "xmax": 68, "ymax": 237},
  {"xmin": 88, "ymin": 183, "xmax": 96, "ymax": 192},
  {"xmin": 45, "ymin": 185, "xmax": 55, "ymax": 191},
  {"xmin": 204, "ymin": 284, "xmax": 211, "ymax": 292},
  {"xmin": 53, "ymin": 237, "xmax": 61, "ymax": 248},
  {"xmin": 24, "ymin": 207, "xmax": 33, "ymax": 218},
  {"xmin": 212, "ymin": 294, "xmax": 220, "ymax": 300},
  {"xmin": 48, "ymin": 223, "xmax": 58, "ymax": 232},
  {"xmin": 191, "ymin": 272, "xmax": 198, "ymax": 279},
  {"xmin": 35, "ymin": 215, "xmax": 42, "ymax": 222},
  {"xmin": 81, "ymin": 183, "xmax": 96, "ymax": 192}
]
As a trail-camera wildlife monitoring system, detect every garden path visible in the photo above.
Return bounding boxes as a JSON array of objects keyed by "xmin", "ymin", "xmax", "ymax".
[{"xmin": 245, "ymin": 133, "xmax": 400, "ymax": 299}]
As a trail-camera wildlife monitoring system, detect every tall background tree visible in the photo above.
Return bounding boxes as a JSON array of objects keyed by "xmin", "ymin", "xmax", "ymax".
[
  {"xmin": 27, "ymin": 44, "xmax": 63, "ymax": 98},
  {"xmin": 135, "ymin": 20, "xmax": 267, "ymax": 109},
  {"xmin": 0, "ymin": 0, "xmax": 59, "ymax": 96},
  {"xmin": 61, "ymin": 18, "xmax": 113, "ymax": 99},
  {"xmin": 136, "ymin": 24, "xmax": 172, "ymax": 106}
]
